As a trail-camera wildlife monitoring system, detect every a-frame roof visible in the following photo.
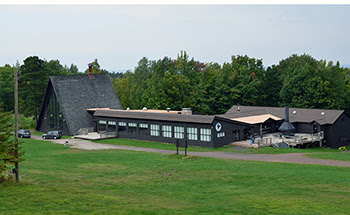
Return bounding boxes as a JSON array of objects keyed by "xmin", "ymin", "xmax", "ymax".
[
  {"xmin": 36, "ymin": 74, "xmax": 122, "ymax": 134},
  {"xmin": 222, "ymin": 105, "xmax": 344, "ymax": 125}
]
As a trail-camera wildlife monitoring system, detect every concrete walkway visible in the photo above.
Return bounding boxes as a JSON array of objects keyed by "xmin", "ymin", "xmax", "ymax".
[{"xmin": 31, "ymin": 136, "xmax": 350, "ymax": 168}]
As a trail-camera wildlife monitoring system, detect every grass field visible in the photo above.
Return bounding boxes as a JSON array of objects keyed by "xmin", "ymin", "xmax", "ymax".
[
  {"xmin": 95, "ymin": 138, "xmax": 347, "ymax": 154},
  {"xmin": 1, "ymin": 138, "xmax": 350, "ymax": 214},
  {"xmin": 307, "ymin": 152, "xmax": 350, "ymax": 161}
]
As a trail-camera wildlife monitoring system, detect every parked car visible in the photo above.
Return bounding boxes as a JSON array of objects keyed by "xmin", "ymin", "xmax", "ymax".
[
  {"xmin": 42, "ymin": 131, "xmax": 63, "ymax": 139},
  {"xmin": 18, "ymin": 129, "xmax": 31, "ymax": 138}
]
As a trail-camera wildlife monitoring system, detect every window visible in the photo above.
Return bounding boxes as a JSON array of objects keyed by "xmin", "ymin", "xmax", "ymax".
[
  {"xmin": 118, "ymin": 122, "xmax": 126, "ymax": 133},
  {"xmin": 139, "ymin": 123, "xmax": 149, "ymax": 135},
  {"xmin": 99, "ymin": 120, "xmax": 107, "ymax": 131},
  {"xmin": 174, "ymin": 126, "xmax": 184, "ymax": 139},
  {"xmin": 187, "ymin": 127, "xmax": 198, "ymax": 140},
  {"xmin": 162, "ymin": 125, "xmax": 172, "ymax": 138},
  {"xmin": 128, "ymin": 122, "xmax": 137, "ymax": 134},
  {"xmin": 217, "ymin": 132, "xmax": 225, "ymax": 138},
  {"xmin": 150, "ymin": 124, "xmax": 160, "ymax": 136},
  {"xmin": 108, "ymin": 121, "xmax": 116, "ymax": 132},
  {"xmin": 200, "ymin": 128, "xmax": 211, "ymax": 142},
  {"xmin": 47, "ymin": 90, "xmax": 63, "ymax": 129}
]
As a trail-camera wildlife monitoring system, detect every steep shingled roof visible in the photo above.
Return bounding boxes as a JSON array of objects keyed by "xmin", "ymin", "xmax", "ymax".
[
  {"xmin": 36, "ymin": 74, "xmax": 122, "ymax": 134},
  {"xmin": 222, "ymin": 105, "xmax": 344, "ymax": 125}
]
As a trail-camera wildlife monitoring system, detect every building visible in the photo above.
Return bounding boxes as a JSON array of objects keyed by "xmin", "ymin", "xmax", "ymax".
[
  {"xmin": 35, "ymin": 72, "xmax": 350, "ymax": 148},
  {"xmin": 222, "ymin": 105, "xmax": 350, "ymax": 148},
  {"xmin": 89, "ymin": 108, "xmax": 254, "ymax": 148},
  {"xmin": 36, "ymin": 73, "xmax": 123, "ymax": 135}
]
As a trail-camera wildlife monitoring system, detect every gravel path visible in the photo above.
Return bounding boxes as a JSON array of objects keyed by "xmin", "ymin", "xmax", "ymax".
[{"xmin": 31, "ymin": 135, "xmax": 350, "ymax": 168}]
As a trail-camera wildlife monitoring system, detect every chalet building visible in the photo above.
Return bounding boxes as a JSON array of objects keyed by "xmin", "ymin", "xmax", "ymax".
[
  {"xmin": 36, "ymin": 73, "xmax": 122, "ymax": 135},
  {"xmin": 222, "ymin": 106, "xmax": 350, "ymax": 148}
]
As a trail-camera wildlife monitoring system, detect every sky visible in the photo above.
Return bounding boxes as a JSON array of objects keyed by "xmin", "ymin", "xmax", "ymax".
[{"xmin": 0, "ymin": 4, "xmax": 349, "ymax": 72}]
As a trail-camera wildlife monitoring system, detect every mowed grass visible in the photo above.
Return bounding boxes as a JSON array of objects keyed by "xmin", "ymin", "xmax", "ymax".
[
  {"xmin": 1, "ymin": 139, "xmax": 350, "ymax": 214},
  {"xmin": 95, "ymin": 137, "xmax": 346, "ymax": 154},
  {"xmin": 307, "ymin": 152, "xmax": 350, "ymax": 161}
]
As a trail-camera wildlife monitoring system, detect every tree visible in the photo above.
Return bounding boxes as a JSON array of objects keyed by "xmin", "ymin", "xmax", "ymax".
[
  {"xmin": 261, "ymin": 65, "xmax": 283, "ymax": 107},
  {"xmin": 0, "ymin": 110, "xmax": 12, "ymax": 178},
  {"xmin": 0, "ymin": 65, "xmax": 14, "ymax": 112},
  {"xmin": 43, "ymin": 60, "xmax": 66, "ymax": 76},
  {"xmin": 128, "ymin": 57, "xmax": 153, "ymax": 109},
  {"xmin": 84, "ymin": 59, "xmax": 108, "ymax": 74},
  {"xmin": 0, "ymin": 108, "xmax": 24, "ymax": 182},
  {"xmin": 279, "ymin": 55, "xmax": 348, "ymax": 110},
  {"xmin": 64, "ymin": 64, "xmax": 80, "ymax": 74},
  {"xmin": 18, "ymin": 56, "xmax": 46, "ymax": 122},
  {"xmin": 113, "ymin": 71, "xmax": 132, "ymax": 109}
]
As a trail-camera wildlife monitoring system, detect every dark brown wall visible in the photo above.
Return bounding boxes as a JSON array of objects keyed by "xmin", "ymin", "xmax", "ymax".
[
  {"xmin": 294, "ymin": 122, "xmax": 320, "ymax": 134},
  {"xmin": 93, "ymin": 116, "xmax": 253, "ymax": 148},
  {"xmin": 212, "ymin": 119, "xmax": 252, "ymax": 147},
  {"xmin": 95, "ymin": 116, "xmax": 215, "ymax": 147},
  {"xmin": 323, "ymin": 113, "xmax": 350, "ymax": 148}
]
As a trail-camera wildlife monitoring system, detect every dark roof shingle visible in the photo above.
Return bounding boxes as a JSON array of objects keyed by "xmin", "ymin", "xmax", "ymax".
[
  {"xmin": 223, "ymin": 105, "xmax": 344, "ymax": 125},
  {"xmin": 38, "ymin": 74, "xmax": 122, "ymax": 134}
]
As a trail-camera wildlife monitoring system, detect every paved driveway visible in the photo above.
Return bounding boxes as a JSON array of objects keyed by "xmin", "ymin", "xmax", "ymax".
[{"xmin": 31, "ymin": 135, "xmax": 350, "ymax": 168}]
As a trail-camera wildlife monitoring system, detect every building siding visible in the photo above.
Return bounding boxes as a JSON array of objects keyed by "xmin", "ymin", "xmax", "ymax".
[
  {"xmin": 93, "ymin": 115, "xmax": 253, "ymax": 148},
  {"xmin": 323, "ymin": 113, "xmax": 350, "ymax": 148}
]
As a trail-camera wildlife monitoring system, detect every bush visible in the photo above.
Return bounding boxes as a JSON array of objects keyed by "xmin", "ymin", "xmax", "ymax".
[{"xmin": 9, "ymin": 114, "xmax": 36, "ymax": 129}]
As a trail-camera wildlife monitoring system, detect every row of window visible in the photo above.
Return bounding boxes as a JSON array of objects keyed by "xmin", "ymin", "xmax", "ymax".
[{"xmin": 99, "ymin": 120, "xmax": 212, "ymax": 142}]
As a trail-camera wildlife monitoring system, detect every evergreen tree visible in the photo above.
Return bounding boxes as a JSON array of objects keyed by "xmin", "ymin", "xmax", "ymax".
[
  {"xmin": 0, "ymin": 65, "xmax": 14, "ymax": 112},
  {"xmin": 19, "ymin": 56, "xmax": 46, "ymax": 122},
  {"xmin": 0, "ymin": 110, "xmax": 12, "ymax": 177}
]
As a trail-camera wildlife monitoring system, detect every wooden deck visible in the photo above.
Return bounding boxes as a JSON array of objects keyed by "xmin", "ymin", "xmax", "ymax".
[{"xmin": 74, "ymin": 132, "xmax": 117, "ymax": 140}]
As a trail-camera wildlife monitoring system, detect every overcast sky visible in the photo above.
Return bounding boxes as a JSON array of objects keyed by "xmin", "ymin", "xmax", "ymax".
[{"xmin": 0, "ymin": 5, "xmax": 349, "ymax": 72}]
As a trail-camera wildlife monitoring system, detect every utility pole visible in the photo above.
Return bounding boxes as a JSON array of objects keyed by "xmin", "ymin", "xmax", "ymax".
[{"xmin": 14, "ymin": 70, "xmax": 19, "ymax": 183}]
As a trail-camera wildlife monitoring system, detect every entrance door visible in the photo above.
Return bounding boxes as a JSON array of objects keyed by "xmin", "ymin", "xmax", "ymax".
[
  {"xmin": 232, "ymin": 130, "xmax": 240, "ymax": 142},
  {"xmin": 244, "ymin": 129, "xmax": 250, "ymax": 140}
]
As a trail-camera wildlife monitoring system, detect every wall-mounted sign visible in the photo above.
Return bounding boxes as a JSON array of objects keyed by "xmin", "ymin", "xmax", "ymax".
[{"xmin": 215, "ymin": 122, "xmax": 222, "ymax": 132}]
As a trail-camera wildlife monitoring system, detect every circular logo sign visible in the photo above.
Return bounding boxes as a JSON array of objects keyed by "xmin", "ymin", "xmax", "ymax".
[{"xmin": 215, "ymin": 122, "xmax": 222, "ymax": 132}]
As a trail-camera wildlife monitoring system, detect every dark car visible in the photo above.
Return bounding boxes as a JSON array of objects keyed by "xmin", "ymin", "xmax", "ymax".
[
  {"xmin": 18, "ymin": 129, "xmax": 31, "ymax": 138},
  {"xmin": 42, "ymin": 131, "xmax": 63, "ymax": 139}
]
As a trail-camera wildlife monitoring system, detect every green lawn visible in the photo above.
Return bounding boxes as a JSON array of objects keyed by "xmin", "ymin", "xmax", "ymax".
[
  {"xmin": 1, "ymin": 138, "xmax": 350, "ymax": 214},
  {"xmin": 95, "ymin": 137, "xmax": 346, "ymax": 154},
  {"xmin": 307, "ymin": 152, "xmax": 350, "ymax": 161}
]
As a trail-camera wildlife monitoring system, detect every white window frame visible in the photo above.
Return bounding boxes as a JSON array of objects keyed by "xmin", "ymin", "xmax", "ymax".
[
  {"xmin": 99, "ymin": 120, "xmax": 106, "ymax": 124},
  {"xmin": 128, "ymin": 122, "xmax": 137, "ymax": 127},
  {"xmin": 108, "ymin": 121, "xmax": 116, "ymax": 125},
  {"xmin": 139, "ymin": 123, "xmax": 148, "ymax": 128},
  {"xmin": 200, "ymin": 128, "xmax": 211, "ymax": 142},
  {"xmin": 150, "ymin": 124, "xmax": 160, "ymax": 136},
  {"xmin": 118, "ymin": 122, "xmax": 126, "ymax": 126},
  {"xmin": 174, "ymin": 126, "xmax": 184, "ymax": 139},
  {"xmin": 162, "ymin": 125, "xmax": 172, "ymax": 138},
  {"xmin": 217, "ymin": 132, "xmax": 225, "ymax": 138},
  {"xmin": 187, "ymin": 127, "xmax": 198, "ymax": 140}
]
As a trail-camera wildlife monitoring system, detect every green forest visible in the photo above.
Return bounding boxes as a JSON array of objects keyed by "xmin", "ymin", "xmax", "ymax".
[{"xmin": 1, "ymin": 52, "xmax": 350, "ymax": 121}]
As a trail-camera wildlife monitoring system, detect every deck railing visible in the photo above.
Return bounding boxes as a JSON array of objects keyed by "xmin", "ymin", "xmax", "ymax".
[{"xmin": 99, "ymin": 131, "xmax": 118, "ymax": 139}]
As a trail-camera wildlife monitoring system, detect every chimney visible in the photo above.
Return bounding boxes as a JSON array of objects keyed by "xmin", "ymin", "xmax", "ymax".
[
  {"xmin": 285, "ymin": 106, "xmax": 289, "ymax": 122},
  {"xmin": 181, "ymin": 108, "xmax": 192, "ymax": 115},
  {"xmin": 278, "ymin": 106, "xmax": 295, "ymax": 135},
  {"xmin": 88, "ymin": 63, "xmax": 95, "ymax": 79}
]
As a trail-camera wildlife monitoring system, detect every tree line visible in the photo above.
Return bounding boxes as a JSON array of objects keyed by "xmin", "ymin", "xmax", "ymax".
[
  {"xmin": 113, "ymin": 51, "xmax": 350, "ymax": 115},
  {"xmin": 1, "ymin": 52, "xmax": 350, "ymax": 120}
]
